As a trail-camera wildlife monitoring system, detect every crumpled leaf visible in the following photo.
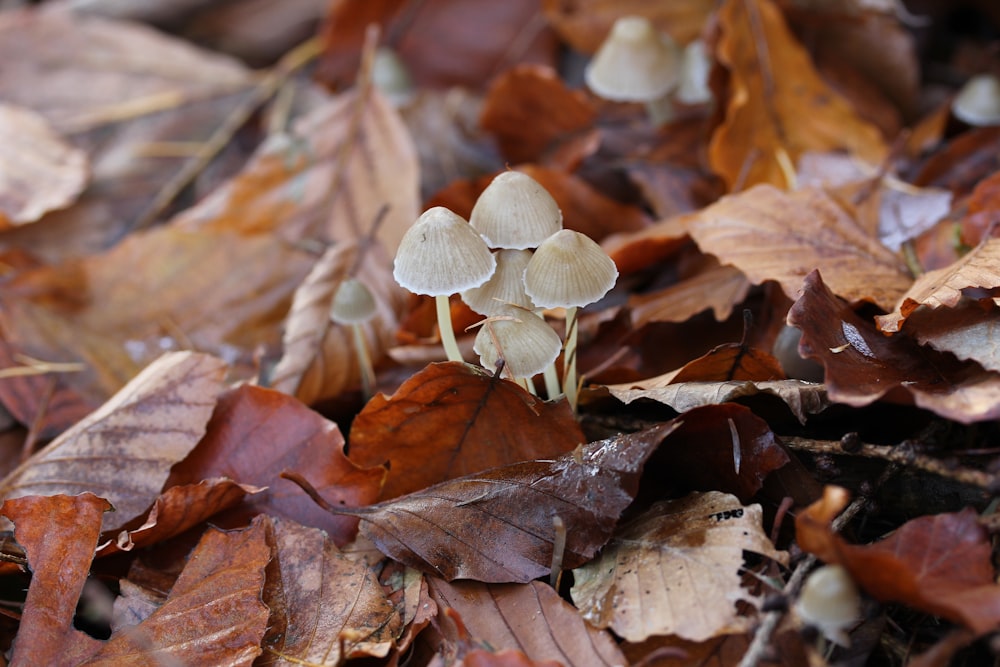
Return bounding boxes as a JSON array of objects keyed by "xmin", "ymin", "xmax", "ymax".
[
  {"xmin": 168, "ymin": 385, "xmax": 385, "ymax": 545},
  {"xmin": 796, "ymin": 487, "xmax": 1000, "ymax": 636},
  {"xmin": 876, "ymin": 238, "xmax": 1000, "ymax": 333},
  {"xmin": 685, "ymin": 185, "xmax": 912, "ymax": 310},
  {"xmin": 0, "ymin": 351, "xmax": 227, "ymax": 533},
  {"xmin": 348, "ymin": 362, "xmax": 584, "ymax": 501},
  {"xmin": 788, "ymin": 270, "xmax": 1000, "ymax": 423},
  {"xmin": 708, "ymin": 0, "xmax": 886, "ymax": 190},
  {"xmin": 427, "ymin": 578, "xmax": 625, "ymax": 667},
  {"xmin": 261, "ymin": 518, "xmax": 401, "ymax": 665},
  {"xmin": 341, "ymin": 423, "xmax": 679, "ymax": 583},
  {"xmin": 0, "ymin": 104, "xmax": 87, "ymax": 228},
  {"xmin": 3, "ymin": 494, "xmax": 111, "ymax": 667},
  {"xmin": 572, "ymin": 491, "xmax": 786, "ymax": 642},
  {"xmin": 906, "ymin": 304, "xmax": 1000, "ymax": 373},
  {"xmin": 83, "ymin": 516, "xmax": 271, "ymax": 666},
  {"xmin": 629, "ymin": 260, "xmax": 751, "ymax": 326},
  {"xmin": 669, "ymin": 341, "xmax": 786, "ymax": 384}
]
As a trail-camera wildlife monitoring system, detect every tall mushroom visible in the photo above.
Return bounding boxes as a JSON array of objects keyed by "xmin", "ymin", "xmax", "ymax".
[
  {"xmin": 524, "ymin": 229, "xmax": 618, "ymax": 410},
  {"xmin": 393, "ymin": 207, "xmax": 496, "ymax": 363},
  {"xmin": 330, "ymin": 277, "xmax": 378, "ymax": 399}
]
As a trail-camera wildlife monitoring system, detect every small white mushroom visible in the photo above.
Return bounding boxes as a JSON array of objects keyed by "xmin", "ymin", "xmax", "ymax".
[
  {"xmin": 470, "ymin": 171, "xmax": 563, "ymax": 250},
  {"xmin": 330, "ymin": 277, "xmax": 378, "ymax": 399}
]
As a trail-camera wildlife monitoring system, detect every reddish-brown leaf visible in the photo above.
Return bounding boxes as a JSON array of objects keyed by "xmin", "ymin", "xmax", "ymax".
[
  {"xmin": 261, "ymin": 518, "xmax": 402, "ymax": 665},
  {"xmin": 670, "ymin": 342, "xmax": 786, "ymax": 384},
  {"xmin": 602, "ymin": 213, "xmax": 691, "ymax": 277},
  {"xmin": 83, "ymin": 516, "xmax": 271, "ymax": 666},
  {"xmin": 427, "ymin": 578, "xmax": 625, "ymax": 666},
  {"xmin": 349, "ymin": 362, "xmax": 584, "ymax": 501},
  {"xmin": 169, "ymin": 385, "xmax": 385, "ymax": 545},
  {"xmin": 796, "ymin": 487, "xmax": 1000, "ymax": 635},
  {"xmin": 788, "ymin": 270, "xmax": 1000, "ymax": 422},
  {"xmin": 629, "ymin": 260, "xmax": 752, "ymax": 327},
  {"xmin": 0, "ymin": 352, "xmax": 227, "ymax": 534},
  {"xmin": 341, "ymin": 423, "xmax": 679, "ymax": 582},
  {"xmin": 3, "ymin": 494, "xmax": 111, "ymax": 667}
]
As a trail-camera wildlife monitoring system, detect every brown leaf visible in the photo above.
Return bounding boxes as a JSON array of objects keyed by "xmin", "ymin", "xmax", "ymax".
[
  {"xmin": 796, "ymin": 487, "xmax": 1000, "ymax": 635},
  {"xmin": 342, "ymin": 423, "xmax": 679, "ymax": 582},
  {"xmin": 84, "ymin": 516, "xmax": 271, "ymax": 666},
  {"xmin": 670, "ymin": 342, "xmax": 786, "ymax": 384},
  {"xmin": 572, "ymin": 492, "xmax": 786, "ymax": 642},
  {"xmin": 788, "ymin": 270, "xmax": 1000, "ymax": 422},
  {"xmin": 348, "ymin": 362, "xmax": 584, "ymax": 501},
  {"xmin": 602, "ymin": 214, "xmax": 691, "ymax": 277},
  {"xmin": 876, "ymin": 238, "xmax": 1000, "ymax": 332},
  {"xmin": 0, "ymin": 352, "xmax": 227, "ymax": 533},
  {"xmin": 906, "ymin": 304, "xmax": 1000, "ymax": 373},
  {"xmin": 0, "ymin": 104, "xmax": 87, "ymax": 228},
  {"xmin": 708, "ymin": 0, "xmax": 886, "ymax": 190},
  {"xmin": 427, "ymin": 578, "xmax": 625, "ymax": 666},
  {"xmin": 3, "ymin": 494, "xmax": 111, "ymax": 667},
  {"xmin": 629, "ymin": 260, "xmax": 752, "ymax": 326},
  {"xmin": 479, "ymin": 64, "xmax": 597, "ymax": 165},
  {"xmin": 685, "ymin": 185, "xmax": 912, "ymax": 309},
  {"xmin": 261, "ymin": 518, "xmax": 402, "ymax": 665},
  {"xmin": 169, "ymin": 385, "xmax": 385, "ymax": 545}
]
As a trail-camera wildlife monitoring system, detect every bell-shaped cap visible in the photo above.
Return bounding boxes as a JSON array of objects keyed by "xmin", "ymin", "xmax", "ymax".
[
  {"xmin": 474, "ymin": 308, "xmax": 561, "ymax": 379},
  {"xmin": 523, "ymin": 229, "xmax": 618, "ymax": 309},
  {"xmin": 584, "ymin": 15, "xmax": 680, "ymax": 102},
  {"xmin": 953, "ymin": 74, "xmax": 1000, "ymax": 126},
  {"xmin": 393, "ymin": 207, "xmax": 496, "ymax": 296},
  {"xmin": 676, "ymin": 39, "xmax": 713, "ymax": 105},
  {"xmin": 330, "ymin": 277, "xmax": 377, "ymax": 324},
  {"xmin": 795, "ymin": 565, "xmax": 861, "ymax": 647},
  {"xmin": 470, "ymin": 171, "xmax": 563, "ymax": 249},
  {"xmin": 461, "ymin": 248, "xmax": 535, "ymax": 316}
]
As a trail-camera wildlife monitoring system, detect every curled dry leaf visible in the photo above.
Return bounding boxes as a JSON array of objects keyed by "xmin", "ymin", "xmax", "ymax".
[
  {"xmin": 906, "ymin": 304, "xmax": 1000, "ymax": 373},
  {"xmin": 708, "ymin": 0, "xmax": 886, "ymax": 190},
  {"xmin": 572, "ymin": 491, "xmax": 786, "ymax": 642},
  {"xmin": 685, "ymin": 185, "xmax": 912, "ymax": 310},
  {"xmin": 341, "ymin": 422, "xmax": 679, "ymax": 583},
  {"xmin": 261, "ymin": 518, "xmax": 402, "ymax": 665},
  {"xmin": 0, "ymin": 104, "xmax": 87, "ymax": 227},
  {"xmin": 168, "ymin": 385, "xmax": 385, "ymax": 546},
  {"xmin": 602, "ymin": 213, "xmax": 691, "ymax": 277},
  {"xmin": 348, "ymin": 362, "xmax": 584, "ymax": 501},
  {"xmin": 876, "ymin": 238, "xmax": 1000, "ymax": 333},
  {"xmin": 84, "ymin": 516, "xmax": 271, "ymax": 666},
  {"xmin": 629, "ymin": 260, "xmax": 752, "ymax": 326},
  {"xmin": 0, "ymin": 351, "xmax": 227, "ymax": 534},
  {"xmin": 788, "ymin": 270, "xmax": 1000, "ymax": 423},
  {"xmin": 427, "ymin": 578, "xmax": 625, "ymax": 667},
  {"xmin": 796, "ymin": 487, "xmax": 1000, "ymax": 636},
  {"xmin": 3, "ymin": 494, "xmax": 111, "ymax": 666}
]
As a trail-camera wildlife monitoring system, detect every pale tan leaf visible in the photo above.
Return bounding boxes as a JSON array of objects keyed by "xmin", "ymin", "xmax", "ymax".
[
  {"xmin": 0, "ymin": 351, "xmax": 227, "ymax": 533},
  {"xmin": 876, "ymin": 239, "xmax": 1000, "ymax": 333},
  {"xmin": 602, "ymin": 379, "xmax": 829, "ymax": 424},
  {"xmin": 0, "ymin": 104, "xmax": 87, "ymax": 227},
  {"xmin": 685, "ymin": 185, "xmax": 912, "ymax": 310},
  {"xmin": 571, "ymin": 492, "xmax": 786, "ymax": 642},
  {"xmin": 261, "ymin": 519, "xmax": 402, "ymax": 666}
]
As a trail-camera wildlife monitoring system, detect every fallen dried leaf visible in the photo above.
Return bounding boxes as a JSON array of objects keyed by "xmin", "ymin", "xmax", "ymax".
[
  {"xmin": 906, "ymin": 304, "xmax": 1000, "ymax": 373},
  {"xmin": 629, "ymin": 260, "xmax": 752, "ymax": 326}
]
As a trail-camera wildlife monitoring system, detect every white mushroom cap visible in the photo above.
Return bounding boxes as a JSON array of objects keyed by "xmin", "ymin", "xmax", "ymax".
[
  {"xmin": 330, "ymin": 278, "xmax": 377, "ymax": 324},
  {"xmin": 461, "ymin": 248, "xmax": 535, "ymax": 316},
  {"xmin": 470, "ymin": 171, "xmax": 563, "ymax": 249},
  {"xmin": 953, "ymin": 73, "xmax": 1000, "ymax": 126},
  {"xmin": 523, "ymin": 229, "xmax": 619, "ymax": 309},
  {"xmin": 393, "ymin": 206, "xmax": 497, "ymax": 296},
  {"xmin": 473, "ymin": 308, "xmax": 562, "ymax": 379},
  {"xmin": 584, "ymin": 15, "xmax": 680, "ymax": 103},
  {"xmin": 795, "ymin": 565, "xmax": 862, "ymax": 647},
  {"xmin": 676, "ymin": 39, "xmax": 713, "ymax": 105}
]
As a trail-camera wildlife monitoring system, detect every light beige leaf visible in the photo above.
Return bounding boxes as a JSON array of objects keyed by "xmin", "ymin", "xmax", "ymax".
[
  {"xmin": 0, "ymin": 104, "xmax": 87, "ymax": 227},
  {"xmin": 571, "ymin": 492, "xmax": 786, "ymax": 643},
  {"xmin": 876, "ymin": 239, "xmax": 1000, "ymax": 333},
  {"xmin": 0, "ymin": 351, "xmax": 227, "ymax": 533},
  {"xmin": 685, "ymin": 184, "xmax": 912, "ymax": 310}
]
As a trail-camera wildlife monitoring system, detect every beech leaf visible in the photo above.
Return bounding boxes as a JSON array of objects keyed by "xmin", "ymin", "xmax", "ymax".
[
  {"xmin": 572, "ymin": 492, "xmax": 786, "ymax": 642},
  {"xmin": 0, "ymin": 351, "xmax": 227, "ymax": 533}
]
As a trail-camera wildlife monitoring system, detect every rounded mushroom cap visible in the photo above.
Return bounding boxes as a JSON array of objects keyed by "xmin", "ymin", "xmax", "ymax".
[
  {"xmin": 393, "ymin": 206, "xmax": 497, "ymax": 296},
  {"xmin": 795, "ymin": 565, "xmax": 861, "ymax": 646},
  {"xmin": 953, "ymin": 73, "xmax": 1000, "ymax": 126},
  {"xmin": 523, "ymin": 229, "xmax": 618, "ymax": 309},
  {"xmin": 584, "ymin": 15, "xmax": 680, "ymax": 102},
  {"xmin": 461, "ymin": 248, "xmax": 535, "ymax": 316},
  {"xmin": 474, "ymin": 308, "xmax": 562, "ymax": 379},
  {"xmin": 676, "ymin": 39, "xmax": 713, "ymax": 105},
  {"xmin": 330, "ymin": 277, "xmax": 377, "ymax": 324},
  {"xmin": 470, "ymin": 171, "xmax": 563, "ymax": 249}
]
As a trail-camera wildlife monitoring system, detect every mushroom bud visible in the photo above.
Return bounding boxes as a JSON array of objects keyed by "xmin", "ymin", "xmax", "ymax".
[
  {"xmin": 795, "ymin": 565, "xmax": 862, "ymax": 647},
  {"xmin": 952, "ymin": 73, "xmax": 1000, "ymax": 126}
]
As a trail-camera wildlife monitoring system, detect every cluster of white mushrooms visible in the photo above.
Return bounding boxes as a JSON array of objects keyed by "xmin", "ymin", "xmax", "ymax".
[{"xmin": 393, "ymin": 171, "xmax": 619, "ymax": 409}]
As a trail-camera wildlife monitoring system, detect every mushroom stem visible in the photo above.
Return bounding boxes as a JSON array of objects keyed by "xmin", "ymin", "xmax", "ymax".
[
  {"xmin": 351, "ymin": 323, "xmax": 376, "ymax": 400},
  {"xmin": 561, "ymin": 306, "xmax": 580, "ymax": 410},
  {"xmin": 543, "ymin": 362, "xmax": 562, "ymax": 400},
  {"xmin": 436, "ymin": 294, "xmax": 464, "ymax": 363},
  {"xmin": 645, "ymin": 94, "xmax": 674, "ymax": 126}
]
